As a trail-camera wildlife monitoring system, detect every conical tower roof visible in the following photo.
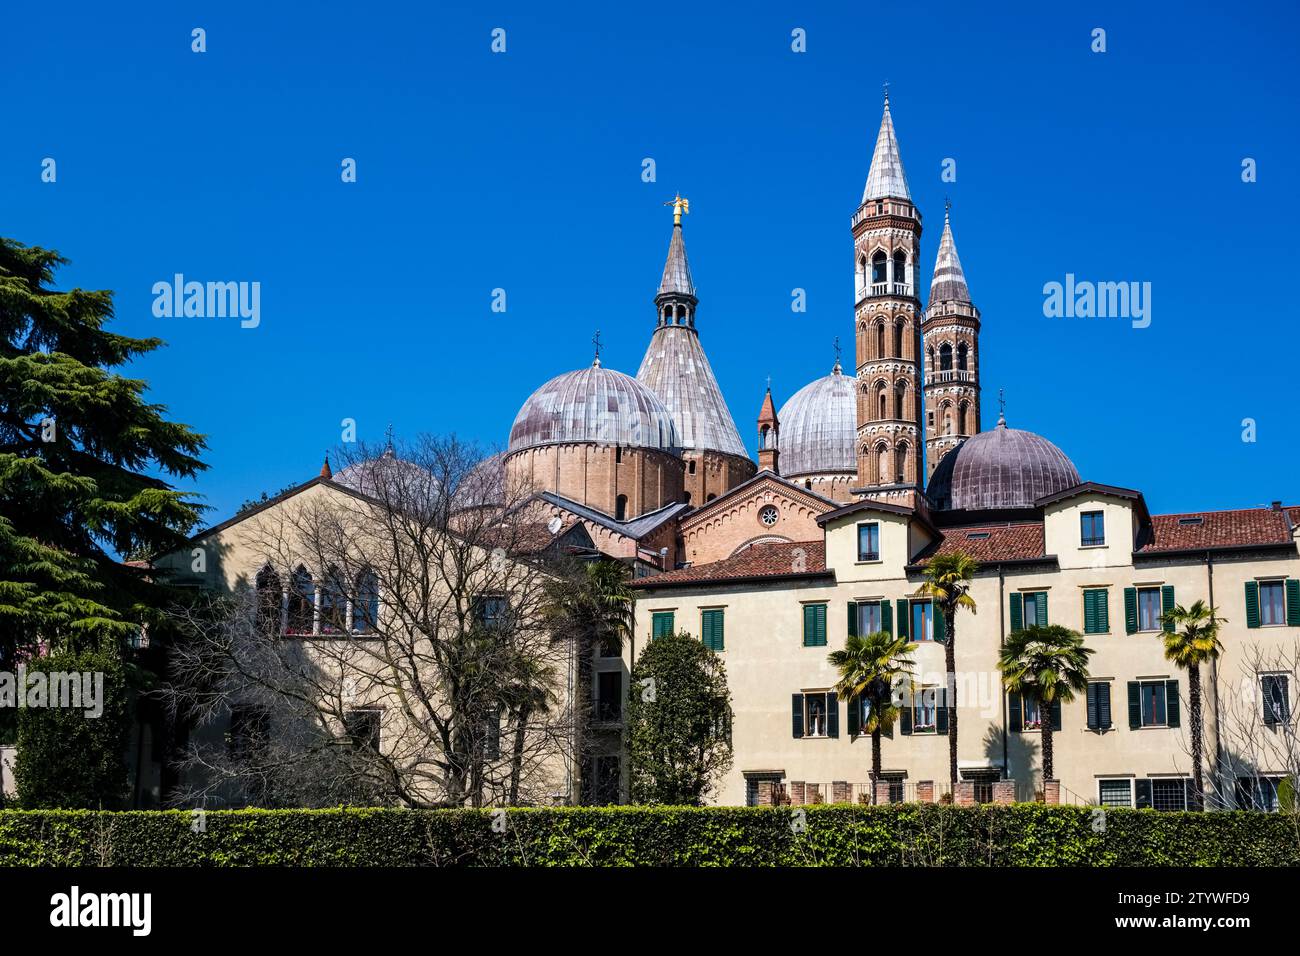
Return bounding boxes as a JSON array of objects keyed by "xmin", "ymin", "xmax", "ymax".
[
  {"xmin": 862, "ymin": 92, "xmax": 911, "ymax": 202},
  {"xmin": 929, "ymin": 206, "xmax": 970, "ymax": 303},
  {"xmin": 637, "ymin": 209, "xmax": 747, "ymax": 459}
]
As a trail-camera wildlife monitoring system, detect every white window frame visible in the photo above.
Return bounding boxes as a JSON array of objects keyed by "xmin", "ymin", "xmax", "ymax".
[
  {"xmin": 1259, "ymin": 580, "xmax": 1287, "ymax": 627},
  {"xmin": 803, "ymin": 690, "xmax": 831, "ymax": 738},
  {"xmin": 1136, "ymin": 586, "xmax": 1163, "ymax": 633}
]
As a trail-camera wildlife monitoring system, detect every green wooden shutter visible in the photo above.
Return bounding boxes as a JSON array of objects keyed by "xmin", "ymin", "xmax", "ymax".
[
  {"xmin": 881, "ymin": 599, "xmax": 893, "ymax": 634},
  {"xmin": 1050, "ymin": 697, "xmax": 1062, "ymax": 731},
  {"xmin": 827, "ymin": 693, "xmax": 839, "ymax": 738},
  {"xmin": 933, "ymin": 604, "xmax": 947, "ymax": 643},
  {"xmin": 652, "ymin": 611, "xmax": 675, "ymax": 639},
  {"xmin": 897, "ymin": 598, "xmax": 910, "ymax": 640},
  {"xmin": 1009, "ymin": 692, "xmax": 1023, "ymax": 732},
  {"xmin": 1037, "ymin": 592, "xmax": 1049, "ymax": 627},
  {"xmin": 1098, "ymin": 681, "xmax": 1112, "ymax": 729},
  {"xmin": 1165, "ymin": 680, "xmax": 1180, "ymax": 728},
  {"xmin": 1128, "ymin": 681, "xmax": 1141, "ymax": 729},
  {"xmin": 702, "ymin": 609, "xmax": 723, "ymax": 651},
  {"xmin": 1086, "ymin": 683, "xmax": 1099, "ymax": 729},
  {"xmin": 899, "ymin": 694, "xmax": 913, "ymax": 735},
  {"xmin": 1161, "ymin": 585, "xmax": 1176, "ymax": 632},
  {"xmin": 816, "ymin": 604, "xmax": 827, "ymax": 646},
  {"xmin": 1245, "ymin": 581, "xmax": 1260, "ymax": 629},
  {"xmin": 803, "ymin": 604, "xmax": 815, "ymax": 646},
  {"xmin": 1097, "ymin": 588, "xmax": 1109, "ymax": 633},
  {"xmin": 1124, "ymin": 587, "xmax": 1138, "ymax": 634},
  {"xmin": 791, "ymin": 694, "xmax": 804, "ymax": 738},
  {"xmin": 1287, "ymin": 579, "xmax": 1300, "ymax": 626},
  {"xmin": 1009, "ymin": 592, "xmax": 1023, "ymax": 632},
  {"xmin": 847, "ymin": 694, "xmax": 860, "ymax": 736},
  {"xmin": 847, "ymin": 601, "xmax": 858, "ymax": 638},
  {"xmin": 1084, "ymin": 590, "xmax": 1098, "ymax": 634},
  {"xmin": 935, "ymin": 688, "xmax": 949, "ymax": 734}
]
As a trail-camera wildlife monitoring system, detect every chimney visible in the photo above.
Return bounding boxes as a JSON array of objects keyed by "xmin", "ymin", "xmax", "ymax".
[{"xmin": 1272, "ymin": 501, "xmax": 1283, "ymax": 511}]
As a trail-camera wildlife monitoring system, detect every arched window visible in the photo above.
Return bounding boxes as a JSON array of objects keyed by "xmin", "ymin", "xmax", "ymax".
[
  {"xmin": 876, "ymin": 322, "xmax": 885, "ymax": 358},
  {"xmin": 927, "ymin": 345, "xmax": 935, "ymax": 373},
  {"xmin": 804, "ymin": 479, "xmax": 812, "ymax": 490},
  {"xmin": 320, "ymin": 565, "xmax": 346, "ymax": 634},
  {"xmin": 858, "ymin": 255, "xmax": 867, "ymax": 290},
  {"xmin": 877, "ymin": 443, "xmax": 890, "ymax": 483},
  {"xmin": 255, "ymin": 565, "xmax": 282, "ymax": 637},
  {"xmin": 894, "ymin": 384, "xmax": 905, "ymax": 420},
  {"xmin": 706, "ymin": 493, "xmax": 717, "ymax": 502},
  {"xmin": 939, "ymin": 343, "xmax": 953, "ymax": 371},
  {"xmin": 688, "ymin": 459, "xmax": 697, "ymax": 474},
  {"xmin": 683, "ymin": 491, "xmax": 692, "ymax": 504},
  {"xmin": 287, "ymin": 566, "xmax": 315, "ymax": 636},
  {"xmin": 958, "ymin": 402, "xmax": 969, "ymax": 435},
  {"xmin": 892, "ymin": 251, "xmax": 907, "ymax": 287},
  {"xmin": 957, "ymin": 342, "xmax": 968, "ymax": 371},
  {"xmin": 352, "ymin": 569, "xmax": 379, "ymax": 634},
  {"xmin": 877, "ymin": 386, "xmax": 887, "ymax": 419},
  {"xmin": 871, "ymin": 251, "xmax": 887, "ymax": 284},
  {"xmin": 893, "ymin": 321, "xmax": 904, "ymax": 359},
  {"xmin": 615, "ymin": 495, "xmax": 628, "ymax": 521},
  {"xmin": 759, "ymin": 425, "xmax": 772, "ymax": 449},
  {"xmin": 895, "ymin": 444, "xmax": 908, "ymax": 484}
]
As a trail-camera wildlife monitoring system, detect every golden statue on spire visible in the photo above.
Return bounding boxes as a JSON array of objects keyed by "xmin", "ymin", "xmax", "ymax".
[{"xmin": 664, "ymin": 193, "xmax": 690, "ymax": 226}]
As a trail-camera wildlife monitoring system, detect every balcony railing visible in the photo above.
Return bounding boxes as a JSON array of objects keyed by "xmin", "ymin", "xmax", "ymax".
[
  {"xmin": 859, "ymin": 282, "xmax": 912, "ymax": 300},
  {"xmin": 928, "ymin": 369, "xmax": 975, "ymax": 384}
]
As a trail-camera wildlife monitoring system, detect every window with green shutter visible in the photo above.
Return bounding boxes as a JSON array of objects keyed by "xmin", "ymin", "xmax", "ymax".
[
  {"xmin": 1161, "ymin": 585, "xmax": 1176, "ymax": 632},
  {"xmin": 1245, "ymin": 580, "xmax": 1260, "ymax": 629},
  {"xmin": 1083, "ymin": 588, "xmax": 1109, "ymax": 634},
  {"xmin": 1287, "ymin": 579, "xmax": 1300, "ymax": 627},
  {"xmin": 1086, "ymin": 681, "xmax": 1112, "ymax": 730},
  {"xmin": 651, "ymin": 611, "xmax": 674, "ymax": 640},
  {"xmin": 701, "ymin": 609, "xmax": 724, "ymax": 651},
  {"xmin": 1124, "ymin": 587, "xmax": 1138, "ymax": 634},
  {"xmin": 1009, "ymin": 592, "xmax": 1023, "ymax": 632},
  {"xmin": 896, "ymin": 598, "xmax": 910, "ymax": 640},
  {"xmin": 1020, "ymin": 591, "xmax": 1047, "ymax": 628},
  {"xmin": 802, "ymin": 603, "xmax": 827, "ymax": 647}
]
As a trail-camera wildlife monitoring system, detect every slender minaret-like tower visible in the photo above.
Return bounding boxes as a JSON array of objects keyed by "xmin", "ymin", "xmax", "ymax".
[
  {"xmin": 922, "ymin": 202, "xmax": 982, "ymax": 480},
  {"xmin": 757, "ymin": 385, "xmax": 779, "ymax": 474},
  {"xmin": 852, "ymin": 90, "xmax": 923, "ymax": 503}
]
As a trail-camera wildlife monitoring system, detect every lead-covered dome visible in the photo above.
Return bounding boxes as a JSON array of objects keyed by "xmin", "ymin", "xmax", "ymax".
[
  {"xmin": 508, "ymin": 363, "xmax": 680, "ymax": 453},
  {"xmin": 777, "ymin": 365, "xmax": 856, "ymax": 476},
  {"xmin": 926, "ymin": 418, "xmax": 1080, "ymax": 511}
]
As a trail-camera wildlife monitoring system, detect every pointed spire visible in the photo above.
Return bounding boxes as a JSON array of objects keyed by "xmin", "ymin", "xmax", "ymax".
[
  {"xmin": 320, "ymin": 453, "xmax": 332, "ymax": 478},
  {"xmin": 862, "ymin": 89, "xmax": 911, "ymax": 203},
  {"xmin": 758, "ymin": 383, "xmax": 778, "ymax": 426},
  {"xmin": 657, "ymin": 196, "xmax": 696, "ymax": 298},
  {"xmin": 930, "ymin": 200, "xmax": 971, "ymax": 303},
  {"xmin": 757, "ymin": 382, "xmax": 780, "ymax": 474}
]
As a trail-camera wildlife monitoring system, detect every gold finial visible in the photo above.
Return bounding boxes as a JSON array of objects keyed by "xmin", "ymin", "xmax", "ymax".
[{"xmin": 664, "ymin": 193, "xmax": 690, "ymax": 226}]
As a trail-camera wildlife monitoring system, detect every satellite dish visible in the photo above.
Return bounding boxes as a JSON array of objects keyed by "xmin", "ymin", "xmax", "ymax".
[{"xmin": 546, "ymin": 516, "xmax": 563, "ymax": 535}]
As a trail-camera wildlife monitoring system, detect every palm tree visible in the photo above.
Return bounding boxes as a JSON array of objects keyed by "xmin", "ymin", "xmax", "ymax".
[
  {"xmin": 998, "ymin": 624, "xmax": 1093, "ymax": 786},
  {"xmin": 916, "ymin": 552, "xmax": 978, "ymax": 786},
  {"xmin": 828, "ymin": 631, "xmax": 914, "ymax": 800},
  {"xmin": 1161, "ymin": 600, "xmax": 1226, "ymax": 811},
  {"xmin": 499, "ymin": 653, "xmax": 557, "ymax": 805},
  {"xmin": 543, "ymin": 558, "xmax": 634, "ymax": 804}
]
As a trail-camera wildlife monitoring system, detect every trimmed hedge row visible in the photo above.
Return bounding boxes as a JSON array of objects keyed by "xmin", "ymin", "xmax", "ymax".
[{"xmin": 0, "ymin": 804, "xmax": 1296, "ymax": 867}]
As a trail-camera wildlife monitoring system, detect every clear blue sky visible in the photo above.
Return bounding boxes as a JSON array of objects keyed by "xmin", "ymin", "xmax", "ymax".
[{"xmin": 4, "ymin": 0, "xmax": 1297, "ymax": 524}]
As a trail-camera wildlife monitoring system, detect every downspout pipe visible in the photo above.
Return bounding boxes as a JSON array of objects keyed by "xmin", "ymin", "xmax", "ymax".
[{"xmin": 1206, "ymin": 549, "xmax": 1222, "ymax": 805}]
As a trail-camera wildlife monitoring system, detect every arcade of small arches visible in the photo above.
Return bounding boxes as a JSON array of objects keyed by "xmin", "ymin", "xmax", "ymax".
[
  {"xmin": 859, "ymin": 439, "xmax": 916, "ymax": 486},
  {"xmin": 657, "ymin": 300, "xmax": 695, "ymax": 327},
  {"xmin": 857, "ymin": 315, "xmax": 918, "ymax": 362},
  {"xmin": 253, "ymin": 564, "xmax": 381, "ymax": 637}
]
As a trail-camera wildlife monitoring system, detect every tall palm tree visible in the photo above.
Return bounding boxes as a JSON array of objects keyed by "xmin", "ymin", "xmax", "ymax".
[
  {"xmin": 499, "ymin": 653, "xmax": 557, "ymax": 805},
  {"xmin": 828, "ymin": 630, "xmax": 914, "ymax": 800},
  {"xmin": 1161, "ymin": 600, "xmax": 1226, "ymax": 811},
  {"xmin": 543, "ymin": 558, "xmax": 634, "ymax": 804},
  {"xmin": 916, "ymin": 552, "xmax": 978, "ymax": 786},
  {"xmin": 998, "ymin": 624, "xmax": 1093, "ymax": 786}
]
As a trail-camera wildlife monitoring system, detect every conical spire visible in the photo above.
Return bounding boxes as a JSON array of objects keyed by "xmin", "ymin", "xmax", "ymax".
[
  {"xmin": 758, "ymin": 385, "xmax": 778, "ymax": 427},
  {"xmin": 862, "ymin": 89, "xmax": 911, "ymax": 202},
  {"xmin": 657, "ymin": 199, "xmax": 696, "ymax": 298},
  {"xmin": 320, "ymin": 453, "xmax": 332, "ymax": 478},
  {"xmin": 929, "ymin": 203, "xmax": 971, "ymax": 303}
]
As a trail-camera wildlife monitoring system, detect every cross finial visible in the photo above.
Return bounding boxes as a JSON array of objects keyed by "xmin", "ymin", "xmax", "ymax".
[
  {"xmin": 766, "ymin": 374, "xmax": 771, "ymax": 391},
  {"xmin": 883, "ymin": 81, "xmax": 890, "ymax": 106},
  {"xmin": 384, "ymin": 423, "xmax": 395, "ymax": 453},
  {"xmin": 832, "ymin": 336, "xmax": 842, "ymax": 373},
  {"xmin": 664, "ymin": 193, "xmax": 690, "ymax": 226},
  {"xmin": 592, "ymin": 329, "xmax": 603, "ymax": 367},
  {"xmin": 997, "ymin": 388, "xmax": 1007, "ymax": 427}
]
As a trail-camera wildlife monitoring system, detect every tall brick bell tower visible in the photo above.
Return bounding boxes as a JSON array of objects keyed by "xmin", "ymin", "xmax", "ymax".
[{"xmin": 852, "ymin": 90, "xmax": 924, "ymax": 505}]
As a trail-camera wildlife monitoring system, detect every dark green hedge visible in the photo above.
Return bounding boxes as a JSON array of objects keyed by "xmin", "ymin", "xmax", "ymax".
[{"xmin": 0, "ymin": 805, "xmax": 1295, "ymax": 867}]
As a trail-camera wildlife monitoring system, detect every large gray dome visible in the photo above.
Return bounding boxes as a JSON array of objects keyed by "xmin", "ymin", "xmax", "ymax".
[
  {"xmin": 509, "ymin": 364, "xmax": 680, "ymax": 453},
  {"xmin": 926, "ymin": 419, "xmax": 1080, "ymax": 511},
  {"xmin": 777, "ymin": 366, "xmax": 856, "ymax": 476}
]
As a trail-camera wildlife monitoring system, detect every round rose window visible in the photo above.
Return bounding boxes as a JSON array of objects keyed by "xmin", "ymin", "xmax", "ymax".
[{"xmin": 759, "ymin": 505, "xmax": 779, "ymax": 526}]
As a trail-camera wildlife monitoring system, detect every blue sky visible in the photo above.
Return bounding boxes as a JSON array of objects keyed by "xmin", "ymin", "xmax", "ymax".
[{"xmin": 4, "ymin": 0, "xmax": 1298, "ymax": 524}]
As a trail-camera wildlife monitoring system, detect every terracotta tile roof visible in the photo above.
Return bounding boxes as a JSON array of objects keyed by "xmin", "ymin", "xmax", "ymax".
[
  {"xmin": 632, "ymin": 540, "xmax": 828, "ymax": 588},
  {"xmin": 912, "ymin": 522, "xmax": 1045, "ymax": 566},
  {"xmin": 1138, "ymin": 508, "xmax": 1295, "ymax": 553}
]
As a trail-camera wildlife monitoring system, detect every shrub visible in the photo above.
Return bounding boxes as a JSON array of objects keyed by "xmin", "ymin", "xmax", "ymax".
[{"xmin": 0, "ymin": 804, "xmax": 1295, "ymax": 867}]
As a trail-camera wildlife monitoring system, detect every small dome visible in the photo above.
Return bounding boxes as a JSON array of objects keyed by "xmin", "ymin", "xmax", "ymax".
[
  {"xmin": 508, "ymin": 364, "xmax": 680, "ymax": 454},
  {"xmin": 334, "ymin": 448, "xmax": 439, "ymax": 502},
  {"xmin": 776, "ymin": 367, "xmax": 856, "ymax": 476},
  {"xmin": 926, "ymin": 419, "xmax": 1080, "ymax": 511}
]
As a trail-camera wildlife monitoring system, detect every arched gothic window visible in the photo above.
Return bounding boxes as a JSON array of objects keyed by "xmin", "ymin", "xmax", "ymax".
[
  {"xmin": 287, "ymin": 566, "xmax": 315, "ymax": 636},
  {"xmin": 255, "ymin": 565, "xmax": 282, "ymax": 637},
  {"xmin": 939, "ymin": 344, "xmax": 953, "ymax": 371},
  {"xmin": 892, "ymin": 251, "xmax": 907, "ymax": 287},
  {"xmin": 872, "ymin": 251, "xmax": 888, "ymax": 284},
  {"xmin": 895, "ymin": 444, "xmax": 908, "ymax": 484},
  {"xmin": 352, "ymin": 569, "xmax": 380, "ymax": 634},
  {"xmin": 877, "ymin": 386, "xmax": 887, "ymax": 419},
  {"xmin": 958, "ymin": 402, "xmax": 969, "ymax": 435},
  {"xmin": 320, "ymin": 565, "xmax": 346, "ymax": 634},
  {"xmin": 957, "ymin": 342, "xmax": 969, "ymax": 371},
  {"xmin": 894, "ymin": 321, "xmax": 904, "ymax": 359},
  {"xmin": 894, "ymin": 385, "xmax": 905, "ymax": 420},
  {"xmin": 876, "ymin": 322, "xmax": 885, "ymax": 359},
  {"xmin": 615, "ymin": 494, "xmax": 628, "ymax": 521}
]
